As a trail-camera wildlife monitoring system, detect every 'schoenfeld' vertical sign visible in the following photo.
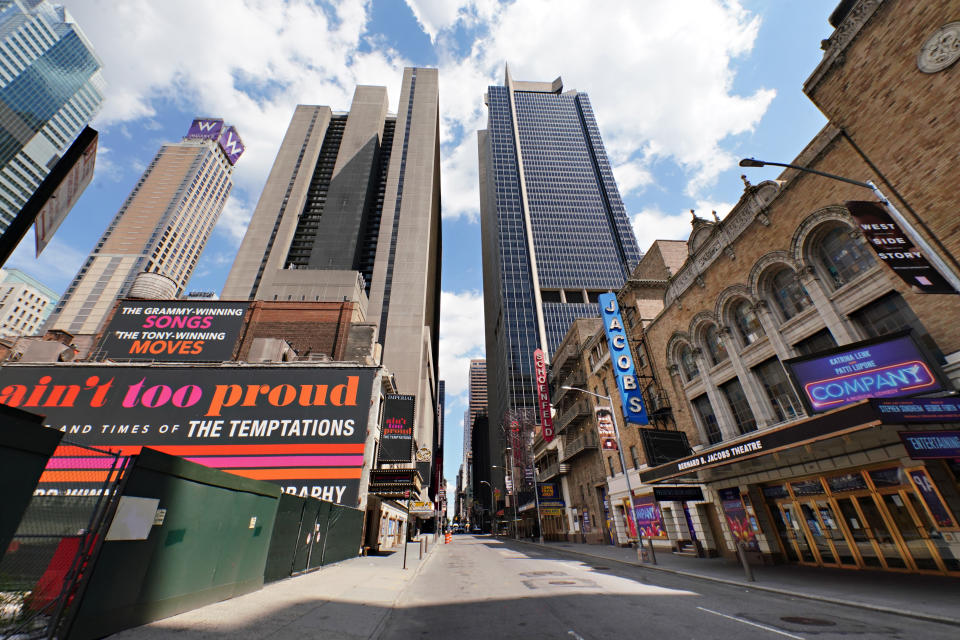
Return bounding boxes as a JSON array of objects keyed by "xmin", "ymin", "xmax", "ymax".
[
  {"xmin": 598, "ymin": 293, "xmax": 648, "ymax": 424},
  {"xmin": 533, "ymin": 348, "xmax": 554, "ymax": 442}
]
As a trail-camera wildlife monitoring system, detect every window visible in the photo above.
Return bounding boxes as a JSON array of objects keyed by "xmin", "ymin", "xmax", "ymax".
[
  {"xmin": 692, "ymin": 394, "xmax": 722, "ymax": 444},
  {"xmin": 732, "ymin": 300, "xmax": 764, "ymax": 345},
  {"xmin": 768, "ymin": 267, "xmax": 812, "ymax": 319},
  {"xmin": 850, "ymin": 292, "xmax": 942, "ymax": 362},
  {"xmin": 793, "ymin": 328, "xmax": 837, "ymax": 356},
  {"xmin": 679, "ymin": 345, "xmax": 698, "ymax": 381},
  {"xmin": 629, "ymin": 445, "xmax": 640, "ymax": 469},
  {"xmin": 816, "ymin": 226, "xmax": 875, "ymax": 289},
  {"xmin": 607, "ymin": 456, "xmax": 617, "ymax": 476},
  {"xmin": 703, "ymin": 324, "xmax": 727, "ymax": 365},
  {"xmin": 720, "ymin": 378, "xmax": 757, "ymax": 434},
  {"xmin": 752, "ymin": 358, "xmax": 802, "ymax": 423}
]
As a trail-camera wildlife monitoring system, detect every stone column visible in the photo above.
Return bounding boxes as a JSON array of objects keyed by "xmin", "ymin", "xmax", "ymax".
[
  {"xmin": 798, "ymin": 266, "xmax": 858, "ymax": 345},
  {"xmin": 719, "ymin": 323, "xmax": 778, "ymax": 427},
  {"xmin": 691, "ymin": 349, "xmax": 740, "ymax": 441}
]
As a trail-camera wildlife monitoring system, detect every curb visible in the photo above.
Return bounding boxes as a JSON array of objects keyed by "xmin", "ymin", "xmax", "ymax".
[{"xmin": 511, "ymin": 539, "xmax": 960, "ymax": 628}]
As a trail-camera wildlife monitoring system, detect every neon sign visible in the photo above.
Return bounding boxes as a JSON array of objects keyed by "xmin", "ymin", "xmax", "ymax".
[
  {"xmin": 785, "ymin": 332, "xmax": 942, "ymax": 413},
  {"xmin": 598, "ymin": 293, "xmax": 648, "ymax": 424}
]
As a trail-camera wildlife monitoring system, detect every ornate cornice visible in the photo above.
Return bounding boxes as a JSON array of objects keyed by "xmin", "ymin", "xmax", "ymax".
[{"xmin": 804, "ymin": 0, "xmax": 885, "ymax": 95}]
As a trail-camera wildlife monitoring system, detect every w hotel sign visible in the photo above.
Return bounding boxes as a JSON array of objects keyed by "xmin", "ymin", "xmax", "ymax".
[{"xmin": 186, "ymin": 118, "xmax": 244, "ymax": 165}]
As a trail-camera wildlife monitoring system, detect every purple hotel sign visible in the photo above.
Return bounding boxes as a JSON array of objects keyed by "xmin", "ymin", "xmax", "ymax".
[
  {"xmin": 186, "ymin": 118, "xmax": 223, "ymax": 140},
  {"xmin": 217, "ymin": 126, "xmax": 245, "ymax": 165},
  {"xmin": 785, "ymin": 332, "xmax": 941, "ymax": 413}
]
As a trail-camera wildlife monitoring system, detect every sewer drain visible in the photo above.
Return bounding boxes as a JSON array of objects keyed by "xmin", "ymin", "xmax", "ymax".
[
  {"xmin": 549, "ymin": 580, "xmax": 577, "ymax": 585},
  {"xmin": 780, "ymin": 617, "xmax": 837, "ymax": 626},
  {"xmin": 591, "ymin": 566, "xmax": 610, "ymax": 570}
]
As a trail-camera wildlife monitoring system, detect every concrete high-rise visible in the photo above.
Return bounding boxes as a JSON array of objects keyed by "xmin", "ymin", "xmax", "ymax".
[
  {"xmin": 47, "ymin": 118, "xmax": 243, "ymax": 334},
  {"xmin": 222, "ymin": 67, "xmax": 441, "ymax": 470},
  {"xmin": 479, "ymin": 67, "xmax": 641, "ymax": 492},
  {"xmin": 0, "ymin": 0, "xmax": 104, "ymax": 233}
]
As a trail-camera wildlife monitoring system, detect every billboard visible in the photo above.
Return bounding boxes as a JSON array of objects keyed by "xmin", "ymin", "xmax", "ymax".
[
  {"xmin": 595, "ymin": 405, "xmax": 617, "ymax": 450},
  {"xmin": 217, "ymin": 125, "xmax": 245, "ymax": 165},
  {"xmin": 378, "ymin": 394, "xmax": 415, "ymax": 462},
  {"xmin": 846, "ymin": 200, "xmax": 956, "ymax": 294},
  {"xmin": 0, "ymin": 127, "xmax": 98, "ymax": 266},
  {"xmin": 784, "ymin": 331, "xmax": 942, "ymax": 413},
  {"xmin": 533, "ymin": 349, "xmax": 553, "ymax": 442},
  {"xmin": 639, "ymin": 428, "xmax": 692, "ymax": 466},
  {"xmin": 97, "ymin": 300, "xmax": 248, "ymax": 361},
  {"xmin": 598, "ymin": 293, "xmax": 648, "ymax": 424},
  {"xmin": 0, "ymin": 365, "xmax": 375, "ymax": 505},
  {"xmin": 186, "ymin": 118, "xmax": 224, "ymax": 140}
]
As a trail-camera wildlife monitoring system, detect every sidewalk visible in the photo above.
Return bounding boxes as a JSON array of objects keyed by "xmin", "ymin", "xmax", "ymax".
[
  {"xmin": 108, "ymin": 537, "xmax": 440, "ymax": 639},
  {"xmin": 512, "ymin": 537, "xmax": 960, "ymax": 626}
]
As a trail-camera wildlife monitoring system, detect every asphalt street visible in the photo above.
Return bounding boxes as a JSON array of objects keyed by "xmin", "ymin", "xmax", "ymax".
[{"xmin": 375, "ymin": 535, "xmax": 957, "ymax": 640}]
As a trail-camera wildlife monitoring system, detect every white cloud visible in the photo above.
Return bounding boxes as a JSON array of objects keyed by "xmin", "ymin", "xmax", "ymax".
[
  {"xmin": 630, "ymin": 198, "xmax": 734, "ymax": 254},
  {"xmin": 438, "ymin": 289, "xmax": 485, "ymax": 398},
  {"xmin": 66, "ymin": 0, "xmax": 408, "ymax": 222},
  {"xmin": 6, "ymin": 231, "xmax": 87, "ymax": 290},
  {"xmin": 430, "ymin": 0, "xmax": 774, "ymax": 221},
  {"xmin": 404, "ymin": 0, "xmax": 471, "ymax": 42}
]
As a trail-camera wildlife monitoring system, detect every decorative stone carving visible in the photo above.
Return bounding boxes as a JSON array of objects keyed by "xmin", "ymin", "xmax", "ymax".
[
  {"xmin": 695, "ymin": 275, "xmax": 705, "ymax": 288},
  {"xmin": 790, "ymin": 205, "xmax": 854, "ymax": 265},
  {"xmin": 918, "ymin": 22, "xmax": 960, "ymax": 73},
  {"xmin": 723, "ymin": 246, "xmax": 736, "ymax": 260},
  {"xmin": 806, "ymin": 0, "xmax": 883, "ymax": 93},
  {"xmin": 756, "ymin": 209, "xmax": 771, "ymax": 227},
  {"xmin": 748, "ymin": 250, "xmax": 795, "ymax": 298}
]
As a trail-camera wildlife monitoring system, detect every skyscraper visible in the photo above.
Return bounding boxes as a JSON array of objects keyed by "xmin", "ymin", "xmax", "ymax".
[
  {"xmin": 479, "ymin": 67, "xmax": 641, "ymax": 489},
  {"xmin": 0, "ymin": 0, "xmax": 104, "ymax": 233},
  {"xmin": 223, "ymin": 67, "xmax": 442, "ymax": 468},
  {"xmin": 47, "ymin": 118, "xmax": 243, "ymax": 334}
]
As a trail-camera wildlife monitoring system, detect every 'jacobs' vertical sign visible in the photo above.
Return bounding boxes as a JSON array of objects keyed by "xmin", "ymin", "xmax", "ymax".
[
  {"xmin": 598, "ymin": 293, "xmax": 648, "ymax": 424},
  {"xmin": 534, "ymin": 348, "xmax": 554, "ymax": 442}
]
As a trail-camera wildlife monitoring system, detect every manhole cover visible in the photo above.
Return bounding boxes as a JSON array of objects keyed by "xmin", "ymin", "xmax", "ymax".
[
  {"xmin": 549, "ymin": 580, "xmax": 577, "ymax": 585},
  {"xmin": 780, "ymin": 617, "xmax": 837, "ymax": 627}
]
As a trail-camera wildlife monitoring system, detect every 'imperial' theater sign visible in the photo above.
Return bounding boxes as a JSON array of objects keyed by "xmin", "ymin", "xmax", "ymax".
[{"xmin": 784, "ymin": 331, "xmax": 942, "ymax": 414}]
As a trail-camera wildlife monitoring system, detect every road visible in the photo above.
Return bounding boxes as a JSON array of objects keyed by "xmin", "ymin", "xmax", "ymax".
[{"xmin": 376, "ymin": 535, "xmax": 955, "ymax": 640}]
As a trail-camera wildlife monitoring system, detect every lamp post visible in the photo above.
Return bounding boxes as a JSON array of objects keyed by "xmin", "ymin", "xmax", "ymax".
[
  {"xmin": 503, "ymin": 450, "xmax": 520, "ymax": 539},
  {"xmin": 562, "ymin": 385, "xmax": 639, "ymax": 545},
  {"xmin": 739, "ymin": 157, "xmax": 960, "ymax": 293},
  {"xmin": 479, "ymin": 480, "xmax": 496, "ymax": 537}
]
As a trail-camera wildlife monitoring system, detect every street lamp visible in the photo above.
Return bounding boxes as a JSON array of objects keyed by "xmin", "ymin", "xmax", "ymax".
[
  {"xmin": 479, "ymin": 480, "xmax": 497, "ymax": 537},
  {"xmin": 739, "ymin": 157, "xmax": 960, "ymax": 293},
  {"xmin": 562, "ymin": 385, "xmax": 639, "ymax": 545},
  {"xmin": 502, "ymin": 451, "xmax": 520, "ymax": 540}
]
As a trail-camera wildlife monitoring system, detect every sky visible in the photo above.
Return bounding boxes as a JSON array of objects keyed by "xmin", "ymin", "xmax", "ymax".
[{"xmin": 7, "ymin": 0, "xmax": 841, "ymax": 511}]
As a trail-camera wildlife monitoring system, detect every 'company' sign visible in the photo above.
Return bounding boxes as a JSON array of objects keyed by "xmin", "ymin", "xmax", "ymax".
[{"xmin": 785, "ymin": 332, "xmax": 941, "ymax": 413}]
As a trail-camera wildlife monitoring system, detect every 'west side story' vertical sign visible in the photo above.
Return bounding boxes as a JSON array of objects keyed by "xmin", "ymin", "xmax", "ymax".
[{"xmin": 598, "ymin": 293, "xmax": 648, "ymax": 424}]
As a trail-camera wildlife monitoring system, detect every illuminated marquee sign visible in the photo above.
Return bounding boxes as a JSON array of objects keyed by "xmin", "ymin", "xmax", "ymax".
[
  {"xmin": 533, "ymin": 349, "xmax": 553, "ymax": 442},
  {"xmin": 785, "ymin": 332, "xmax": 942, "ymax": 414},
  {"xmin": 598, "ymin": 293, "xmax": 648, "ymax": 424}
]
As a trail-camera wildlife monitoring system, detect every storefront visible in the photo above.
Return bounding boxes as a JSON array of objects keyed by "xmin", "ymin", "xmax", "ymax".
[{"xmin": 641, "ymin": 399, "xmax": 960, "ymax": 576}]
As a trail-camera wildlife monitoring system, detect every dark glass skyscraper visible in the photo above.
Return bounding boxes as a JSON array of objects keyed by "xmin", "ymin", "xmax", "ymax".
[{"xmin": 479, "ymin": 67, "xmax": 641, "ymax": 492}]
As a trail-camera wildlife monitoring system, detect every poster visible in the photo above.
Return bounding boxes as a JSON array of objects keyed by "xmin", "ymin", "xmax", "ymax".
[
  {"xmin": 632, "ymin": 495, "xmax": 666, "ymax": 538},
  {"xmin": 718, "ymin": 487, "xmax": 758, "ymax": 551},
  {"xmin": 0, "ymin": 364, "xmax": 374, "ymax": 505}
]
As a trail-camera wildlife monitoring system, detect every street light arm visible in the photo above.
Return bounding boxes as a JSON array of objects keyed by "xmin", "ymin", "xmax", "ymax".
[
  {"xmin": 739, "ymin": 157, "xmax": 871, "ymax": 189},
  {"xmin": 560, "ymin": 385, "xmax": 611, "ymax": 403}
]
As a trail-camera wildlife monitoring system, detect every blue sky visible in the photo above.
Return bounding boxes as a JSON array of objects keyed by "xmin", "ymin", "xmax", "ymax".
[{"xmin": 7, "ymin": 0, "xmax": 839, "ymax": 502}]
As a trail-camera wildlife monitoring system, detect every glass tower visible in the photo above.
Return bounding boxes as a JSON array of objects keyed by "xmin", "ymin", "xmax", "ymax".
[
  {"xmin": 0, "ymin": 0, "xmax": 104, "ymax": 232},
  {"xmin": 479, "ymin": 67, "xmax": 641, "ymax": 494}
]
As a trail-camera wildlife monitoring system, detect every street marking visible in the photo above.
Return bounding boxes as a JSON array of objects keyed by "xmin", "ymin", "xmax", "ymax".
[
  {"xmin": 696, "ymin": 607, "xmax": 805, "ymax": 640},
  {"xmin": 568, "ymin": 631, "xmax": 585, "ymax": 640}
]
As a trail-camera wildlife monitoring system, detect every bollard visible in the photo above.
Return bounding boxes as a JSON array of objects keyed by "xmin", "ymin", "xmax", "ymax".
[
  {"xmin": 419, "ymin": 538, "xmax": 424, "ymax": 560},
  {"xmin": 736, "ymin": 542, "xmax": 755, "ymax": 582},
  {"xmin": 647, "ymin": 537, "xmax": 657, "ymax": 565}
]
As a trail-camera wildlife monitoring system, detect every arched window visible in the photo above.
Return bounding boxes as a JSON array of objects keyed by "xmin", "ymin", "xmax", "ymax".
[
  {"xmin": 769, "ymin": 267, "xmax": 812, "ymax": 319},
  {"xmin": 703, "ymin": 324, "xmax": 727, "ymax": 365},
  {"xmin": 678, "ymin": 345, "xmax": 699, "ymax": 381},
  {"xmin": 732, "ymin": 299, "xmax": 764, "ymax": 345},
  {"xmin": 816, "ymin": 226, "xmax": 875, "ymax": 289}
]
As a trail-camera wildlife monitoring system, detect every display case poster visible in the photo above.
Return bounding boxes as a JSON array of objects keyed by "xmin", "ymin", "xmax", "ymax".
[
  {"xmin": 907, "ymin": 468, "xmax": 957, "ymax": 529},
  {"xmin": 718, "ymin": 487, "xmax": 758, "ymax": 551},
  {"xmin": 632, "ymin": 495, "xmax": 666, "ymax": 538}
]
